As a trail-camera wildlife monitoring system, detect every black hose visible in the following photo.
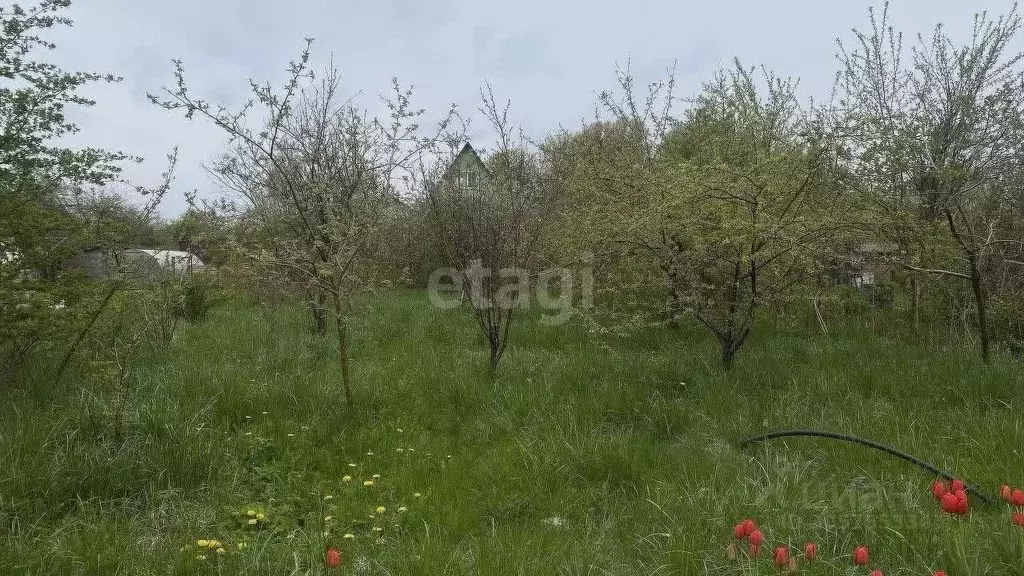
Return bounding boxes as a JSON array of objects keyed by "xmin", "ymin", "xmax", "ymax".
[{"xmin": 739, "ymin": 429, "xmax": 996, "ymax": 506}]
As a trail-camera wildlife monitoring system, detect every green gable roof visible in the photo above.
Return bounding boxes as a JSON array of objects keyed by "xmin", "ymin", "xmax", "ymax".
[{"xmin": 443, "ymin": 142, "xmax": 491, "ymax": 181}]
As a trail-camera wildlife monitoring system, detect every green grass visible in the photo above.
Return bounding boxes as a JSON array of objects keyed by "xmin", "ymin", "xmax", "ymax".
[{"xmin": 1, "ymin": 291, "xmax": 1022, "ymax": 575}]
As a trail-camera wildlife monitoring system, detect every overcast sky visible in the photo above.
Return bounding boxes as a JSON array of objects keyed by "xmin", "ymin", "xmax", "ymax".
[{"xmin": 48, "ymin": 0, "xmax": 1021, "ymax": 217}]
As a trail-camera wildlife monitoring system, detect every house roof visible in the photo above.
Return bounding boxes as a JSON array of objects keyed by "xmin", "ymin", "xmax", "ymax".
[{"xmin": 442, "ymin": 142, "xmax": 491, "ymax": 180}]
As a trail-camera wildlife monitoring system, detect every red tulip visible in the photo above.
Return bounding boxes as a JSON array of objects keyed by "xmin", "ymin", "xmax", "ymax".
[
  {"xmin": 956, "ymin": 490, "xmax": 969, "ymax": 514},
  {"xmin": 1012, "ymin": 488, "xmax": 1024, "ymax": 507},
  {"xmin": 804, "ymin": 541, "xmax": 817, "ymax": 560},
  {"xmin": 940, "ymin": 492, "xmax": 960, "ymax": 514},
  {"xmin": 734, "ymin": 523, "xmax": 746, "ymax": 539},
  {"xmin": 742, "ymin": 519, "xmax": 757, "ymax": 537},
  {"xmin": 950, "ymin": 478, "xmax": 965, "ymax": 493},
  {"xmin": 853, "ymin": 545, "xmax": 870, "ymax": 566},
  {"xmin": 1000, "ymin": 484, "xmax": 1012, "ymax": 502},
  {"xmin": 931, "ymin": 480, "xmax": 948, "ymax": 500},
  {"xmin": 934, "ymin": 572, "xmax": 947, "ymax": 576},
  {"xmin": 773, "ymin": 546, "xmax": 790, "ymax": 567},
  {"xmin": 325, "ymin": 547, "xmax": 342, "ymax": 568},
  {"xmin": 870, "ymin": 570, "xmax": 884, "ymax": 576},
  {"xmin": 749, "ymin": 529, "xmax": 764, "ymax": 547},
  {"xmin": 1012, "ymin": 512, "xmax": 1024, "ymax": 527}
]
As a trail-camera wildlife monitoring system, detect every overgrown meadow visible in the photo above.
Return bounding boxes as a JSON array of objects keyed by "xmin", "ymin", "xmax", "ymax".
[{"xmin": 1, "ymin": 292, "xmax": 1021, "ymax": 575}]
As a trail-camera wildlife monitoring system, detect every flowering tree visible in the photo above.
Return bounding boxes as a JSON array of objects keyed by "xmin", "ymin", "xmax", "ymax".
[
  {"xmin": 150, "ymin": 46, "xmax": 454, "ymax": 405},
  {"xmin": 561, "ymin": 62, "xmax": 846, "ymax": 368},
  {"xmin": 659, "ymin": 63, "xmax": 847, "ymax": 367},
  {"xmin": 838, "ymin": 3, "xmax": 1024, "ymax": 361}
]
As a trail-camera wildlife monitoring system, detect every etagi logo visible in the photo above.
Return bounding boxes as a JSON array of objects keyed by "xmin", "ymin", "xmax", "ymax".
[{"xmin": 426, "ymin": 255, "xmax": 594, "ymax": 326}]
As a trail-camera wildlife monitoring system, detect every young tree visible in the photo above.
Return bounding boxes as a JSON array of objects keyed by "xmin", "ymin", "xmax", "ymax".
[
  {"xmin": 666, "ymin": 64, "xmax": 846, "ymax": 367},
  {"xmin": 562, "ymin": 62, "xmax": 845, "ymax": 368},
  {"xmin": 421, "ymin": 85, "xmax": 548, "ymax": 369},
  {"xmin": 150, "ymin": 48, "xmax": 452, "ymax": 405}
]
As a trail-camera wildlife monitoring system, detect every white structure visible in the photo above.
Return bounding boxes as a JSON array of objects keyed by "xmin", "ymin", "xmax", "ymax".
[{"xmin": 121, "ymin": 249, "xmax": 205, "ymax": 279}]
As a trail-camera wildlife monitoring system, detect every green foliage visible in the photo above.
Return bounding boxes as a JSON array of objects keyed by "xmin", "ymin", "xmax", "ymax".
[{"xmin": 0, "ymin": 247, "xmax": 72, "ymax": 380}]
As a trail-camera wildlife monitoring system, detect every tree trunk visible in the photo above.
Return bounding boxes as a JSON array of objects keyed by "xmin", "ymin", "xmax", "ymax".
[
  {"xmin": 308, "ymin": 290, "xmax": 327, "ymax": 335},
  {"xmin": 910, "ymin": 275, "xmax": 921, "ymax": 335},
  {"xmin": 665, "ymin": 288, "xmax": 680, "ymax": 329},
  {"xmin": 661, "ymin": 257, "xmax": 681, "ymax": 329},
  {"xmin": 944, "ymin": 209, "xmax": 991, "ymax": 363},
  {"xmin": 489, "ymin": 344, "xmax": 501, "ymax": 370},
  {"xmin": 721, "ymin": 339, "xmax": 737, "ymax": 370},
  {"xmin": 331, "ymin": 293, "xmax": 353, "ymax": 407},
  {"xmin": 967, "ymin": 254, "xmax": 991, "ymax": 363}
]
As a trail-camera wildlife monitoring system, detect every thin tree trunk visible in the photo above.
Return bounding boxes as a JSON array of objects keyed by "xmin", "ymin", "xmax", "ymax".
[
  {"xmin": 489, "ymin": 342, "xmax": 501, "ymax": 370},
  {"xmin": 331, "ymin": 293, "xmax": 353, "ymax": 407},
  {"xmin": 967, "ymin": 254, "xmax": 990, "ymax": 362},
  {"xmin": 308, "ymin": 290, "xmax": 326, "ymax": 335},
  {"xmin": 910, "ymin": 275, "xmax": 920, "ymax": 335},
  {"xmin": 664, "ymin": 261, "xmax": 680, "ymax": 329},
  {"xmin": 944, "ymin": 209, "xmax": 990, "ymax": 363},
  {"xmin": 54, "ymin": 280, "xmax": 122, "ymax": 387}
]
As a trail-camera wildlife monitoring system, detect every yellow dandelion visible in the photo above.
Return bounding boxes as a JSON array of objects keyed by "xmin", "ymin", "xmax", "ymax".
[
  {"xmin": 216, "ymin": 547, "xmax": 226, "ymax": 555},
  {"xmin": 342, "ymin": 475, "xmax": 352, "ymax": 482},
  {"xmin": 256, "ymin": 513, "xmax": 265, "ymax": 521},
  {"xmin": 363, "ymin": 480, "xmax": 374, "ymax": 487},
  {"xmin": 208, "ymin": 540, "xmax": 221, "ymax": 549},
  {"xmin": 398, "ymin": 506, "xmax": 408, "ymax": 513},
  {"xmin": 197, "ymin": 540, "xmax": 209, "ymax": 548},
  {"xmin": 323, "ymin": 494, "xmax": 333, "ymax": 501},
  {"xmin": 343, "ymin": 533, "xmax": 355, "ymax": 539},
  {"xmin": 247, "ymin": 518, "xmax": 258, "ymax": 525},
  {"xmin": 247, "ymin": 510, "xmax": 257, "ymax": 516},
  {"xmin": 375, "ymin": 506, "xmax": 386, "ymax": 514}
]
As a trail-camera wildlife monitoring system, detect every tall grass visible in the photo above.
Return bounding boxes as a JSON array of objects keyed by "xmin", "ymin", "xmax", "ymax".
[{"xmin": 0, "ymin": 291, "xmax": 1021, "ymax": 574}]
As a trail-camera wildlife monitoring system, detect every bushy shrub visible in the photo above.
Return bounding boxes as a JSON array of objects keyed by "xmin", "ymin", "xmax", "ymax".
[{"xmin": 176, "ymin": 272, "xmax": 222, "ymax": 323}]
